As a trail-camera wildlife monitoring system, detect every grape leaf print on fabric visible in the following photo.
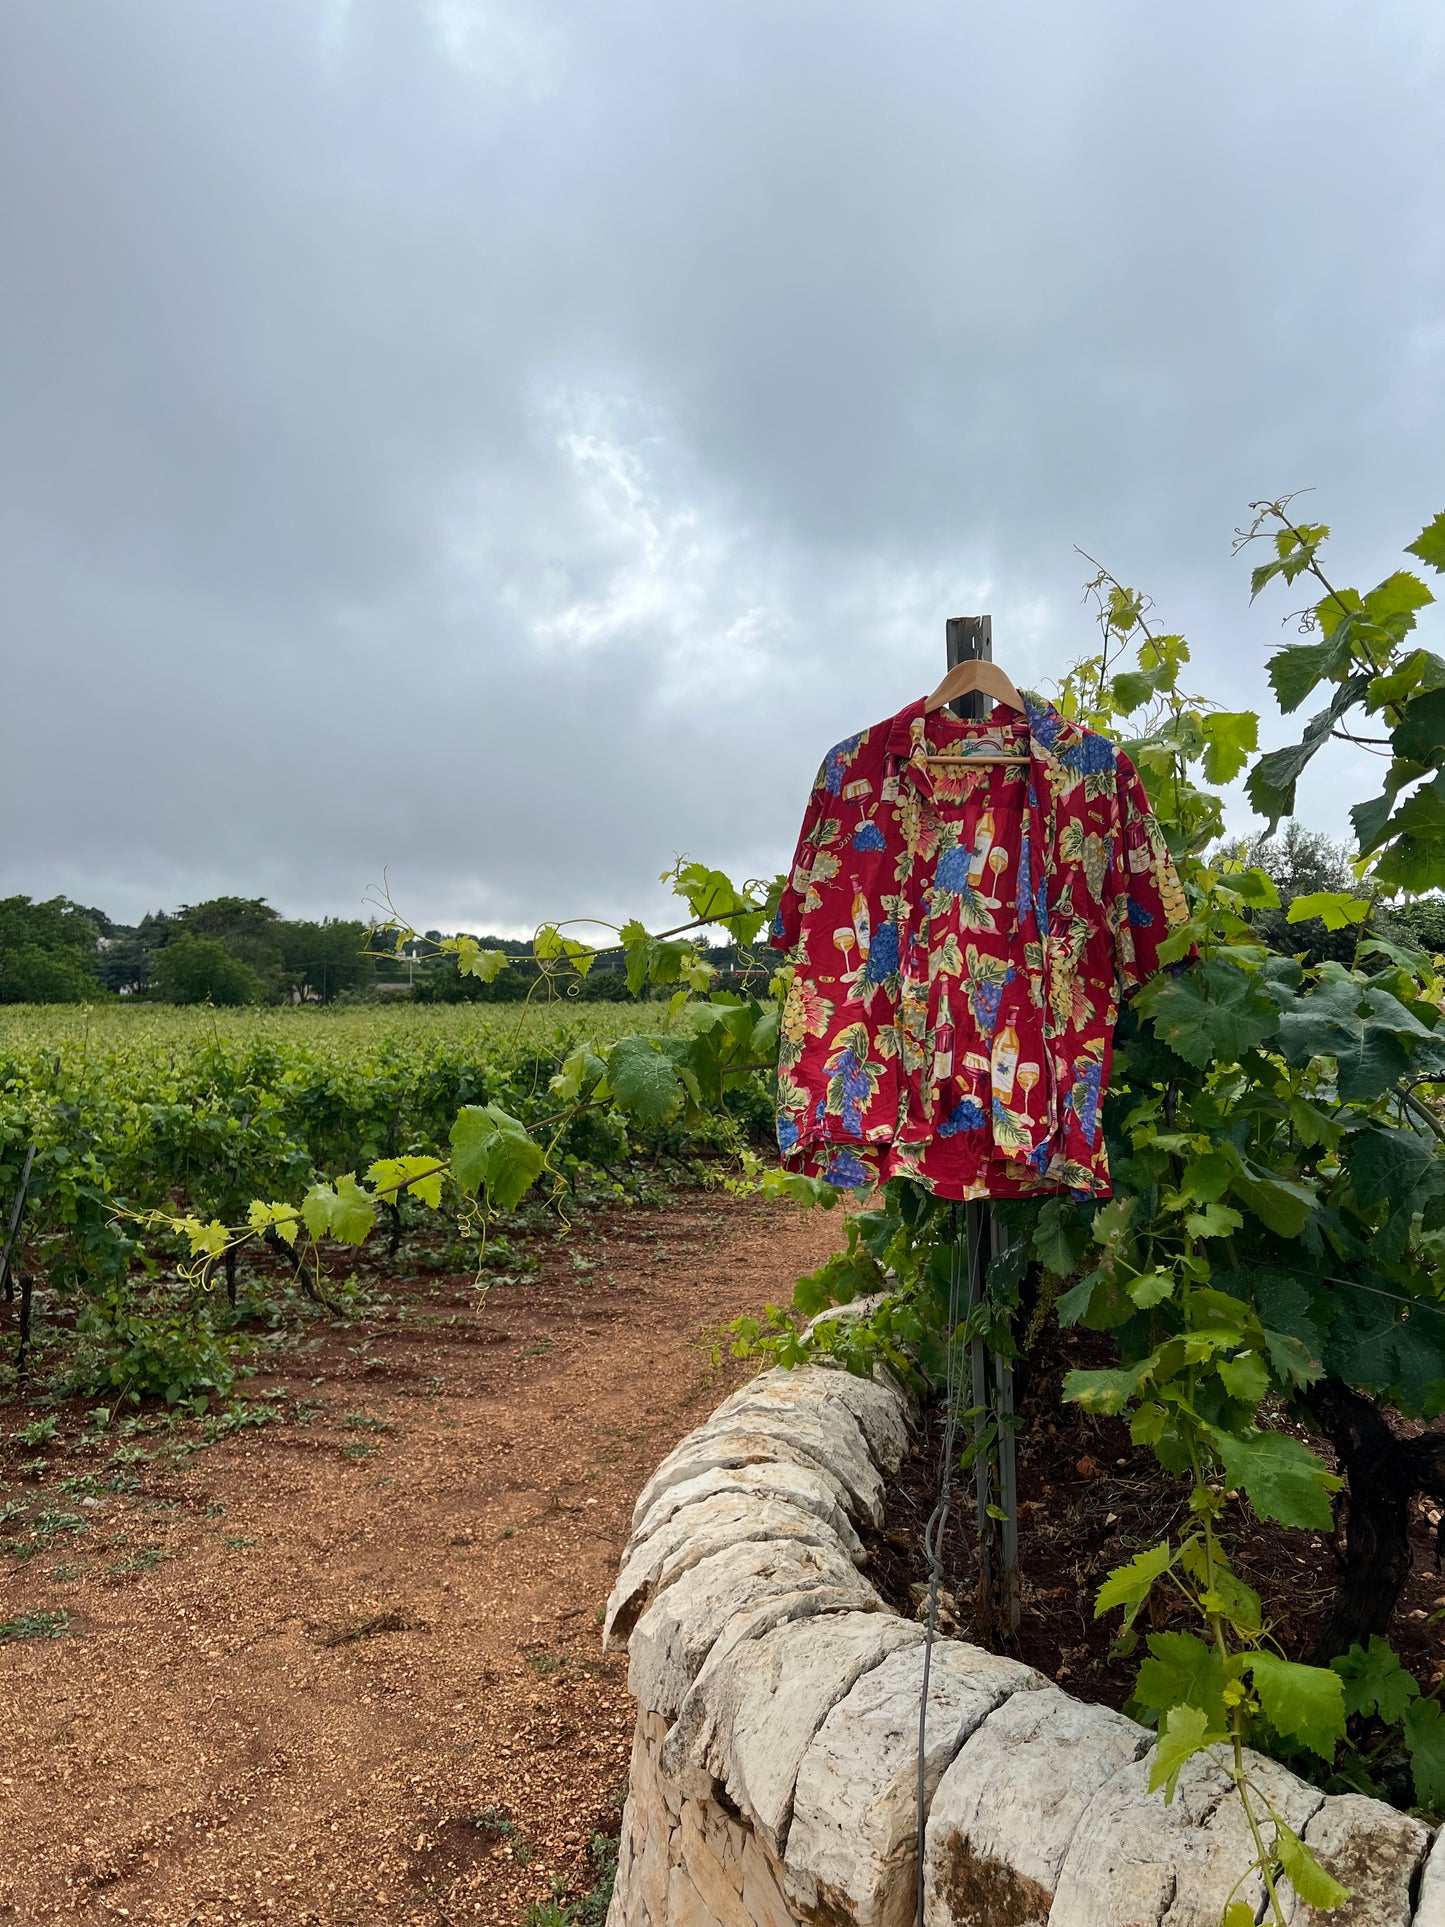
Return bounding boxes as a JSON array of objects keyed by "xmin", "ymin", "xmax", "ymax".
[{"xmin": 772, "ymin": 693, "xmax": 1185, "ymax": 1200}]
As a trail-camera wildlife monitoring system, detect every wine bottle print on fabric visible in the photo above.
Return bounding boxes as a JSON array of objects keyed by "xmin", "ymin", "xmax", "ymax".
[{"xmin": 770, "ymin": 691, "xmax": 1187, "ymax": 1200}]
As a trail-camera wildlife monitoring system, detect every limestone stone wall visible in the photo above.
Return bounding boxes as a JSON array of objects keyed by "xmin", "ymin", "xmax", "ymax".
[{"xmin": 604, "ymin": 1362, "xmax": 1442, "ymax": 1926}]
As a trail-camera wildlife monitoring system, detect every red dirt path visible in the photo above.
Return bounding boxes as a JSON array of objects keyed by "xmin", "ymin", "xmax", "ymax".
[{"xmin": 0, "ymin": 1191, "xmax": 845, "ymax": 1927}]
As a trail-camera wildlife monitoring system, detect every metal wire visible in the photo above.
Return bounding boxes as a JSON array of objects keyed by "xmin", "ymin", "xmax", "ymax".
[{"xmin": 915, "ymin": 1205, "xmax": 969, "ymax": 1927}]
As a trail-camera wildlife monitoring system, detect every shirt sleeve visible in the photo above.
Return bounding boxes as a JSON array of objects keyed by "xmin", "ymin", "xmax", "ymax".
[
  {"xmin": 770, "ymin": 767, "xmax": 828, "ymax": 953},
  {"xmin": 1113, "ymin": 750, "xmax": 1188, "ymax": 993}
]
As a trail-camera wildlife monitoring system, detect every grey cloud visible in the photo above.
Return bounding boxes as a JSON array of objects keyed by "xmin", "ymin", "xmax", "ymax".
[{"xmin": 2, "ymin": 0, "xmax": 1442, "ymax": 932}]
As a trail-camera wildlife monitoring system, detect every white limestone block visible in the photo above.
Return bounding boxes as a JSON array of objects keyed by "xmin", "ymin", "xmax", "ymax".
[
  {"xmin": 1050, "ymin": 1743, "xmax": 1322, "ymax": 1927},
  {"xmin": 604, "ymin": 1491, "xmax": 864, "ymax": 1646},
  {"xmin": 632, "ymin": 1407, "xmax": 885, "ymax": 1530},
  {"xmin": 627, "ymin": 1538, "xmax": 880, "ymax": 1718},
  {"xmin": 606, "ymin": 1712, "xmax": 672, "ymax": 1927},
  {"xmin": 667, "ymin": 1607, "xmax": 924, "ymax": 1858},
  {"xmin": 787, "ymin": 1638, "xmax": 1047, "ymax": 1927},
  {"xmin": 924, "ymin": 1684, "xmax": 1149, "ymax": 1926},
  {"xmin": 1414, "ymin": 1822, "xmax": 1445, "ymax": 1927},
  {"xmin": 716, "ymin": 1363, "xmax": 915, "ymax": 1474},
  {"xmin": 629, "ymin": 1457, "xmax": 861, "ymax": 1550},
  {"xmin": 1280, "ymin": 1791, "xmax": 1431, "ymax": 1925}
]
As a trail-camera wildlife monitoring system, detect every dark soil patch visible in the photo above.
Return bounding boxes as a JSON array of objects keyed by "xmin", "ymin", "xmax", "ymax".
[{"xmin": 865, "ymin": 1320, "xmax": 1445, "ymax": 1709}]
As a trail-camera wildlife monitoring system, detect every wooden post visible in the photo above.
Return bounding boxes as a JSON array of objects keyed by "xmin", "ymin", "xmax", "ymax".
[
  {"xmin": 945, "ymin": 616, "xmax": 994, "ymax": 721},
  {"xmin": 943, "ymin": 614, "xmax": 1021, "ymax": 1638}
]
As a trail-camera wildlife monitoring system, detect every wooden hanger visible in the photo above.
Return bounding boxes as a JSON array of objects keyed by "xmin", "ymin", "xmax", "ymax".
[{"xmin": 922, "ymin": 658, "xmax": 1031, "ymax": 765}]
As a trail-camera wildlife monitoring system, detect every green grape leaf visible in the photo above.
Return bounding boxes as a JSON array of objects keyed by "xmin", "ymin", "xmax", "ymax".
[
  {"xmin": 533, "ymin": 924, "xmax": 596, "ymax": 979},
  {"xmin": 1247, "ymin": 1653, "xmax": 1346, "ymax": 1758},
  {"xmin": 1200, "ymin": 710, "xmax": 1259, "ymax": 785},
  {"xmin": 1177, "ymin": 1151, "xmax": 1233, "ymax": 1205},
  {"xmin": 1392, "ymin": 686, "xmax": 1445, "ymax": 767},
  {"xmin": 1111, "ymin": 669, "xmax": 1156, "ymax": 714},
  {"xmin": 1285, "ymin": 890, "xmax": 1373, "ymax": 930},
  {"xmin": 1128, "ymin": 1268, "xmax": 1176, "ymax": 1307},
  {"xmin": 1363, "ymin": 569, "xmax": 1434, "ymax": 639},
  {"xmin": 1032, "ymin": 1198, "xmax": 1081, "ymax": 1277},
  {"xmin": 449, "ymin": 1107, "xmax": 496, "ymax": 1196},
  {"xmin": 1184, "ymin": 1203, "xmax": 1242, "ymax": 1240},
  {"xmin": 1267, "ymin": 635, "xmax": 1354, "ymax": 716},
  {"xmin": 1148, "ymin": 1704, "xmax": 1218, "ymax": 1803},
  {"xmin": 1217, "ymin": 1351, "xmax": 1269, "ymax": 1403},
  {"xmin": 1220, "ymin": 1149, "xmax": 1316, "ymax": 1239},
  {"xmin": 550, "ymin": 1045, "xmax": 608, "ymax": 1104},
  {"xmin": 366, "ymin": 1155, "xmax": 443, "ymax": 1210},
  {"xmin": 484, "ymin": 1127, "xmax": 545, "ymax": 1212},
  {"xmin": 247, "ymin": 1199, "xmax": 299, "ymax": 1247},
  {"xmin": 1062, "ymin": 1359, "xmax": 1151, "ymax": 1414},
  {"xmin": 670, "ymin": 861, "xmax": 768, "ymax": 943},
  {"xmin": 1212, "ymin": 1427, "xmax": 1340, "ymax": 1530},
  {"xmin": 1222, "ymin": 1905, "xmax": 1255, "ymax": 1927},
  {"xmin": 1331, "ymin": 1637, "xmax": 1420, "ymax": 1724},
  {"xmin": 1227, "ymin": 865, "xmax": 1279, "ymax": 908},
  {"xmin": 301, "ymin": 1175, "xmax": 376, "ymax": 1246},
  {"xmin": 449, "ymin": 1104, "xmax": 544, "ymax": 1210},
  {"xmin": 1132, "ymin": 1630, "xmax": 1229, "ymax": 1731},
  {"xmin": 183, "ymin": 1216, "xmax": 230, "ymax": 1259},
  {"xmin": 1404, "ymin": 1696, "xmax": 1445, "ymax": 1807},
  {"xmin": 1407, "ymin": 510, "xmax": 1445, "ymax": 575},
  {"xmin": 1275, "ymin": 1821, "xmax": 1350, "ymax": 1911},
  {"xmin": 329, "ymin": 1173, "xmax": 379, "ymax": 1244},
  {"xmin": 449, "ymin": 935, "xmax": 510, "ymax": 982},
  {"xmin": 1095, "ymin": 1541, "xmax": 1174, "ymax": 1630},
  {"xmin": 1203, "ymin": 1566, "xmax": 1263, "ymax": 1635},
  {"xmin": 1134, "ymin": 958, "xmax": 1279, "ymax": 1068},
  {"xmin": 1247, "ymin": 676, "xmax": 1372, "ymax": 833},
  {"xmin": 1276, "ymin": 977, "xmax": 1429, "ymax": 1104},
  {"xmin": 605, "ymin": 1036, "xmax": 685, "ymax": 1128}
]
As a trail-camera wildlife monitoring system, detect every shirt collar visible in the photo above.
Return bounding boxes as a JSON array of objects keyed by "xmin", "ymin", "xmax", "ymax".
[{"xmin": 883, "ymin": 692, "xmax": 1081, "ymax": 761}]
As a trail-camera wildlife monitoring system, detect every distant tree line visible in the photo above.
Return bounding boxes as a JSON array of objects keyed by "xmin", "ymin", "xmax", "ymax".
[
  {"xmin": 0, "ymin": 896, "xmax": 383, "ymax": 1005},
  {"xmin": 0, "ymin": 895, "xmax": 776, "ymax": 1007},
  {"xmin": 6, "ymin": 827, "xmax": 1435, "ymax": 1006}
]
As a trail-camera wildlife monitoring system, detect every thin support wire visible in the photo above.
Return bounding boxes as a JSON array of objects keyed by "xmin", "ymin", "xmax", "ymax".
[{"xmin": 915, "ymin": 1207, "xmax": 968, "ymax": 1927}]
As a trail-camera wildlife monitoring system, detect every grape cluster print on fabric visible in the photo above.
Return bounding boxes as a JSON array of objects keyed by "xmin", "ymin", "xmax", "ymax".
[{"xmin": 771, "ymin": 694, "xmax": 1186, "ymax": 1200}]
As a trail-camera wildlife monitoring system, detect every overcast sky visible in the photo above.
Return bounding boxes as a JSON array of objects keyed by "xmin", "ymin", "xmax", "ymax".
[{"xmin": 3, "ymin": 1, "xmax": 1442, "ymax": 936}]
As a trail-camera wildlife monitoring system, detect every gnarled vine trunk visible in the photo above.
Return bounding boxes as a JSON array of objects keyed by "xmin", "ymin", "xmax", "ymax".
[{"xmin": 1300, "ymin": 1378, "xmax": 1445, "ymax": 1660}]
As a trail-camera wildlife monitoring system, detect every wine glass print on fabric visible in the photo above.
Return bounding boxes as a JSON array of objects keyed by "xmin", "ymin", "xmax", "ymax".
[{"xmin": 772, "ymin": 692, "xmax": 1186, "ymax": 1201}]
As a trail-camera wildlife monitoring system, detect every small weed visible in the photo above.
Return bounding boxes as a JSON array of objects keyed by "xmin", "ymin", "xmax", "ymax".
[
  {"xmin": 107, "ymin": 1545, "xmax": 171, "ymax": 1578},
  {"xmin": 59, "ymin": 1474, "xmax": 101, "ymax": 1499},
  {"xmin": 205, "ymin": 1500, "xmax": 228, "ymax": 1519},
  {"xmin": 103, "ymin": 1473, "xmax": 142, "ymax": 1496},
  {"xmin": 341, "ymin": 1412, "xmax": 396, "ymax": 1435},
  {"xmin": 526, "ymin": 1652, "xmax": 564, "ymax": 1677},
  {"xmin": 20, "ymin": 1456, "xmax": 49, "ymax": 1478},
  {"xmin": 343, "ymin": 1441, "xmax": 375, "ymax": 1460},
  {"xmin": 109, "ymin": 1445, "xmax": 150, "ymax": 1466},
  {"xmin": 569, "ymin": 1252, "xmax": 596, "ymax": 1274},
  {"xmin": 13, "ymin": 1416, "xmax": 59, "ymax": 1448},
  {"xmin": 201, "ymin": 1401, "xmax": 282, "ymax": 1442},
  {"xmin": 9, "ymin": 1511, "xmax": 87, "ymax": 1559},
  {"xmin": 472, "ymin": 1805, "xmax": 515, "ymax": 1840},
  {"xmin": 519, "ymin": 1336, "xmax": 554, "ymax": 1359},
  {"xmin": 512, "ymin": 1838, "xmax": 534, "ymax": 1867},
  {"xmin": 500, "ymin": 1526, "xmax": 515, "ymax": 1540},
  {"xmin": 50, "ymin": 1563, "xmax": 85, "ymax": 1583},
  {"xmin": 0, "ymin": 1609, "xmax": 73, "ymax": 1642},
  {"xmin": 224, "ymin": 1535, "xmax": 254, "ymax": 1551}
]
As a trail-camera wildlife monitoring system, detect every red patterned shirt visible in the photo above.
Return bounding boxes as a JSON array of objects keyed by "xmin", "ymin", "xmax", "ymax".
[{"xmin": 771, "ymin": 694, "xmax": 1186, "ymax": 1200}]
